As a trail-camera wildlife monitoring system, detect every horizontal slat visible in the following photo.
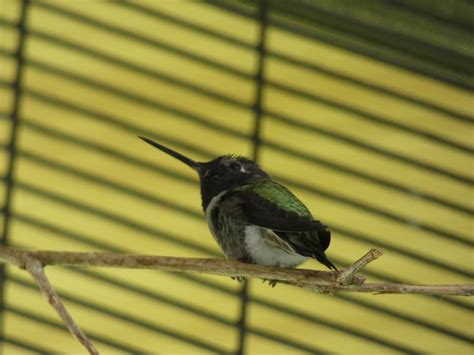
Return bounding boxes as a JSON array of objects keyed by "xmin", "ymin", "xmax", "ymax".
[
  {"xmin": 118, "ymin": 1, "xmax": 258, "ymax": 48},
  {"xmin": 0, "ymin": 53, "xmax": 17, "ymax": 84},
  {"xmin": 265, "ymin": 57, "xmax": 474, "ymax": 150},
  {"xmin": 30, "ymin": 2, "xmax": 255, "ymax": 81},
  {"xmin": 22, "ymin": 39, "xmax": 254, "ymax": 135},
  {"xmin": 389, "ymin": 0, "xmax": 474, "ymax": 31},
  {"xmin": 5, "ymin": 305, "xmax": 149, "ymax": 353},
  {"xmin": 209, "ymin": 0, "xmax": 474, "ymax": 90},
  {"xmin": 268, "ymin": 0, "xmax": 474, "ymax": 74},
  {"xmin": 7, "ymin": 275, "xmax": 231, "ymax": 353},
  {"xmin": 265, "ymin": 25, "xmax": 474, "ymax": 116},
  {"xmin": 0, "ymin": 0, "xmax": 20, "ymax": 23},
  {"xmin": 263, "ymin": 117, "xmax": 473, "ymax": 212},
  {"xmin": 0, "ymin": 114, "xmax": 12, "ymax": 145}
]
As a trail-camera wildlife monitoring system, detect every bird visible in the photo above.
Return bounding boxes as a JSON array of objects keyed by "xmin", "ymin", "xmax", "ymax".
[{"xmin": 139, "ymin": 136, "xmax": 337, "ymax": 282}]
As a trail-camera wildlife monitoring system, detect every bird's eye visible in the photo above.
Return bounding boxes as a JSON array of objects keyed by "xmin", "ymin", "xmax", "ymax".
[{"xmin": 229, "ymin": 163, "xmax": 240, "ymax": 171}]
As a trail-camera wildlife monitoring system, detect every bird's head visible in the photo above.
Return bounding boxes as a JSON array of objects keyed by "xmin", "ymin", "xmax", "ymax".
[{"xmin": 139, "ymin": 137, "xmax": 268, "ymax": 209}]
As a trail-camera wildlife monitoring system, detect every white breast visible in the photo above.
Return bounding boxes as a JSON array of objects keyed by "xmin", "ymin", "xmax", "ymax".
[
  {"xmin": 244, "ymin": 225, "xmax": 307, "ymax": 267},
  {"xmin": 205, "ymin": 190, "xmax": 228, "ymax": 242}
]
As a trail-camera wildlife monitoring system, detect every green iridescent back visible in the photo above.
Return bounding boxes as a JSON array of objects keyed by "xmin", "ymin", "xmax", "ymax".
[{"xmin": 236, "ymin": 179, "xmax": 312, "ymax": 217}]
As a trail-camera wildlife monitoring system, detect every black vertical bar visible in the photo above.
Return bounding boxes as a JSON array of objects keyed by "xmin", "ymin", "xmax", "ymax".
[
  {"xmin": 236, "ymin": 1, "xmax": 268, "ymax": 355},
  {"xmin": 0, "ymin": 0, "xmax": 29, "ymax": 349},
  {"xmin": 250, "ymin": 0, "xmax": 268, "ymax": 163}
]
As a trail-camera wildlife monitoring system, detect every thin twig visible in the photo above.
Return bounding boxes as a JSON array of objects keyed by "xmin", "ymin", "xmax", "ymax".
[
  {"xmin": 24, "ymin": 258, "xmax": 99, "ymax": 355},
  {"xmin": 281, "ymin": 280, "xmax": 474, "ymax": 296},
  {"xmin": 336, "ymin": 248, "xmax": 383, "ymax": 285}
]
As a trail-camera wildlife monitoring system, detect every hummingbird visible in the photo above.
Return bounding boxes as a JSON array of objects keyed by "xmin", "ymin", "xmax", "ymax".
[{"xmin": 139, "ymin": 136, "xmax": 337, "ymax": 278}]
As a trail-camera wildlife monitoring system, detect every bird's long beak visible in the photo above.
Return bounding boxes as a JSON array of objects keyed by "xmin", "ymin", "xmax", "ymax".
[{"xmin": 138, "ymin": 136, "xmax": 201, "ymax": 172}]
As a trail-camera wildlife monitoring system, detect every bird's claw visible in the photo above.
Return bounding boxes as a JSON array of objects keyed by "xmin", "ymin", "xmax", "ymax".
[
  {"xmin": 262, "ymin": 279, "xmax": 278, "ymax": 287},
  {"xmin": 231, "ymin": 276, "xmax": 246, "ymax": 283}
]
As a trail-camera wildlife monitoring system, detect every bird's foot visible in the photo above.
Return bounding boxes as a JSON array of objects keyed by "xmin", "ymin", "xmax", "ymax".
[
  {"xmin": 262, "ymin": 279, "xmax": 278, "ymax": 287},
  {"xmin": 231, "ymin": 276, "xmax": 246, "ymax": 283}
]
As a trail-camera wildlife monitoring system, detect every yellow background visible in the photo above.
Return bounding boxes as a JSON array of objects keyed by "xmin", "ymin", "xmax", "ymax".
[{"xmin": 0, "ymin": 0, "xmax": 473, "ymax": 354}]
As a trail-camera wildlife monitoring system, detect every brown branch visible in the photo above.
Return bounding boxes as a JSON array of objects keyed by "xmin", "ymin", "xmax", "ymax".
[
  {"xmin": 337, "ymin": 248, "xmax": 383, "ymax": 285},
  {"xmin": 1, "ymin": 245, "xmax": 472, "ymax": 353},
  {"xmin": 1, "ymin": 246, "xmax": 472, "ymax": 296},
  {"xmin": 24, "ymin": 258, "xmax": 99, "ymax": 355},
  {"xmin": 281, "ymin": 280, "xmax": 474, "ymax": 296}
]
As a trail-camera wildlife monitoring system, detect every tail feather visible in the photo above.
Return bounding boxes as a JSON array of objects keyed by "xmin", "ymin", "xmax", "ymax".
[
  {"xmin": 274, "ymin": 229, "xmax": 337, "ymax": 271},
  {"xmin": 313, "ymin": 252, "xmax": 338, "ymax": 271}
]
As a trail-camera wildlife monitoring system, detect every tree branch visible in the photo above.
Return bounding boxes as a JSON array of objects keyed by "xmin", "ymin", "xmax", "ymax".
[
  {"xmin": 336, "ymin": 248, "xmax": 383, "ymax": 285},
  {"xmin": 24, "ymin": 258, "xmax": 98, "ymax": 355},
  {"xmin": 2, "ymin": 245, "xmax": 473, "ymax": 354},
  {"xmin": 1, "ymin": 246, "xmax": 472, "ymax": 296}
]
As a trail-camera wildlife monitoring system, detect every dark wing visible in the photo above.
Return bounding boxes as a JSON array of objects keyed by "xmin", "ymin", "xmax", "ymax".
[
  {"xmin": 240, "ymin": 189, "xmax": 329, "ymax": 232},
  {"xmin": 230, "ymin": 181, "xmax": 335, "ymax": 270}
]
